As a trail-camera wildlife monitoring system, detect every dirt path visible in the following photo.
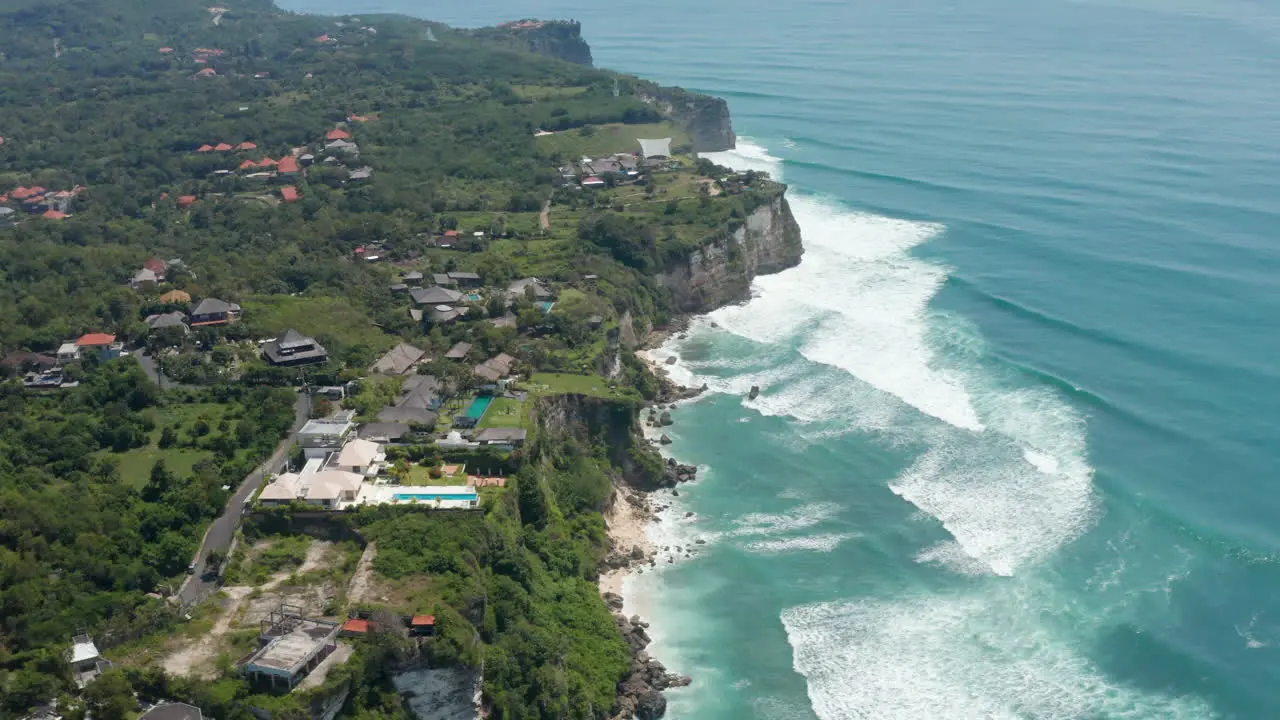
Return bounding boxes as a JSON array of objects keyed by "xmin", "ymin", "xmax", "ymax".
[
  {"xmin": 347, "ymin": 543, "xmax": 378, "ymax": 605},
  {"xmin": 539, "ymin": 199, "xmax": 551, "ymax": 230},
  {"xmin": 163, "ymin": 541, "xmax": 333, "ymax": 678}
]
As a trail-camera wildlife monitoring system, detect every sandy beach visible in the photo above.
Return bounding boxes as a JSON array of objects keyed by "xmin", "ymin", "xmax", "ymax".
[{"xmin": 600, "ymin": 485, "xmax": 657, "ymax": 597}]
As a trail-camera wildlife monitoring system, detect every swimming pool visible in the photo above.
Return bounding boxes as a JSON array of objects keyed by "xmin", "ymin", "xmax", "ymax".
[
  {"xmin": 465, "ymin": 293, "xmax": 482, "ymax": 302},
  {"xmin": 465, "ymin": 395, "xmax": 494, "ymax": 419},
  {"xmin": 393, "ymin": 491, "xmax": 479, "ymax": 503},
  {"xmin": 537, "ymin": 301, "xmax": 556, "ymax": 312}
]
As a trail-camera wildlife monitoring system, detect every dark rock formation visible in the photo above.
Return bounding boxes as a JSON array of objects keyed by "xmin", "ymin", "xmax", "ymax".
[
  {"xmin": 614, "ymin": 612, "xmax": 692, "ymax": 719},
  {"xmin": 749, "ymin": 385, "xmax": 760, "ymax": 400}
]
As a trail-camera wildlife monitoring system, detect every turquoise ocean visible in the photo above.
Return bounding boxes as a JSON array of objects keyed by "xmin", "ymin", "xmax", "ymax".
[{"xmin": 285, "ymin": 0, "xmax": 1280, "ymax": 716}]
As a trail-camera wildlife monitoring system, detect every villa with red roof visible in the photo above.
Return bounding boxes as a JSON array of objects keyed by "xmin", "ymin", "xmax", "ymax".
[
  {"xmin": 325, "ymin": 129, "xmax": 351, "ymax": 141},
  {"xmin": 194, "ymin": 68, "xmax": 218, "ymax": 78},
  {"xmin": 178, "ymin": 196, "xmax": 197, "ymax": 207},
  {"xmin": 42, "ymin": 210, "xmax": 68, "ymax": 220},
  {"xmin": 214, "ymin": 142, "xmax": 233, "ymax": 151},
  {"xmin": 280, "ymin": 186, "xmax": 300, "ymax": 203},
  {"xmin": 239, "ymin": 160, "xmax": 259, "ymax": 170},
  {"xmin": 277, "ymin": 156, "xmax": 299, "ymax": 175},
  {"xmin": 236, "ymin": 141, "xmax": 258, "ymax": 151},
  {"xmin": 77, "ymin": 333, "xmax": 122, "ymax": 360},
  {"xmin": 197, "ymin": 144, "xmax": 215, "ymax": 153}
]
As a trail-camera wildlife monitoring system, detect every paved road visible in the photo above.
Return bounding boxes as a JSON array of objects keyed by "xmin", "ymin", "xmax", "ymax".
[
  {"xmin": 137, "ymin": 351, "xmax": 195, "ymax": 391},
  {"xmin": 178, "ymin": 392, "xmax": 311, "ymax": 605}
]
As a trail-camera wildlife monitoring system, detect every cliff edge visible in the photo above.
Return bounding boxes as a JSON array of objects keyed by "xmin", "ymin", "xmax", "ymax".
[
  {"xmin": 473, "ymin": 19, "xmax": 594, "ymax": 66},
  {"xmin": 656, "ymin": 191, "xmax": 804, "ymax": 313}
]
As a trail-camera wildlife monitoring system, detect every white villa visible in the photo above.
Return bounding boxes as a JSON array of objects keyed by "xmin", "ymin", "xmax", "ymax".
[{"xmin": 258, "ymin": 436, "xmax": 478, "ymax": 510}]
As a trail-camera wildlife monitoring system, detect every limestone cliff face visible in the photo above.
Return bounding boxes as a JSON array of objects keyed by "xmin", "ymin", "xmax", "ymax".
[
  {"xmin": 656, "ymin": 194, "xmax": 804, "ymax": 313},
  {"xmin": 508, "ymin": 21, "xmax": 594, "ymax": 65},
  {"xmin": 535, "ymin": 394, "xmax": 665, "ymax": 490},
  {"xmin": 634, "ymin": 81, "xmax": 736, "ymax": 152}
]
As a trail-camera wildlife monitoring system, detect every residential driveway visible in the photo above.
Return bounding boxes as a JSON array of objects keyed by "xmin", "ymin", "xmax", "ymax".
[
  {"xmin": 178, "ymin": 392, "xmax": 310, "ymax": 606},
  {"xmin": 137, "ymin": 351, "xmax": 195, "ymax": 391}
]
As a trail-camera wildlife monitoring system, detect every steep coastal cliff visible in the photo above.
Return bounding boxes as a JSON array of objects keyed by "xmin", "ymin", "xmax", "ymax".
[
  {"xmin": 656, "ymin": 193, "xmax": 805, "ymax": 313},
  {"xmin": 634, "ymin": 80, "xmax": 737, "ymax": 152},
  {"xmin": 469, "ymin": 19, "xmax": 594, "ymax": 66}
]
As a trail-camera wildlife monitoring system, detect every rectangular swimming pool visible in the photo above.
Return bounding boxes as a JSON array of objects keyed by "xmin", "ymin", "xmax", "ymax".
[
  {"xmin": 465, "ymin": 395, "xmax": 494, "ymax": 419},
  {"xmin": 393, "ymin": 491, "xmax": 479, "ymax": 502}
]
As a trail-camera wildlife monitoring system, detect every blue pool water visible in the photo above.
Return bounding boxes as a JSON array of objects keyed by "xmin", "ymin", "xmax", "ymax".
[
  {"xmin": 465, "ymin": 395, "xmax": 494, "ymax": 419},
  {"xmin": 392, "ymin": 491, "xmax": 479, "ymax": 502},
  {"xmin": 537, "ymin": 301, "xmax": 555, "ymax": 312}
]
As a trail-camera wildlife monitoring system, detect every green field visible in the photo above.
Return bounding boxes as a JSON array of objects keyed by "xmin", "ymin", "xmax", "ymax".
[
  {"xmin": 535, "ymin": 121, "xmax": 692, "ymax": 159},
  {"xmin": 94, "ymin": 402, "xmax": 232, "ymax": 488},
  {"xmin": 241, "ymin": 295, "xmax": 398, "ymax": 353},
  {"xmin": 524, "ymin": 373, "xmax": 638, "ymax": 401},
  {"xmin": 407, "ymin": 463, "xmax": 469, "ymax": 486},
  {"xmin": 478, "ymin": 396, "xmax": 527, "ymax": 429}
]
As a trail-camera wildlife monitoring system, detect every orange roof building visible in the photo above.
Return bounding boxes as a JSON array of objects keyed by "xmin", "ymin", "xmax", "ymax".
[
  {"xmin": 280, "ymin": 186, "xmax": 300, "ymax": 203},
  {"xmin": 196, "ymin": 144, "xmax": 215, "ymax": 153},
  {"xmin": 77, "ymin": 333, "xmax": 116, "ymax": 347},
  {"xmin": 178, "ymin": 195, "xmax": 197, "ymax": 207},
  {"xmin": 160, "ymin": 289, "xmax": 192, "ymax": 304},
  {"xmin": 341, "ymin": 619, "xmax": 370, "ymax": 635},
  {"xmin": 235, "ymin": 141, "xmax": 258, "ymax": 151},
  {"xmin": 159, "ymin": 47, "xmax": 174, "ymax": 54},
  {"xmin": 194, "ymin": 68, "xmax": 217, "ymax": 78},
  {"xmin": 277, "ymin": 156, "xmax": 299, "ymax": 174},
  {"xmin": 239, "ymin": 159, "xmax": 259, "ymax": 170},
  {"xmin": 41, "ymin": 210, "xmax": 68, "ymax": 220},
  {"xmin": 214, "ymin": 142, "xmax": 233, "ymax": 151},
  {"xmin": 325, "ymin": 129, "xmax": 351, "ymax": 141}
]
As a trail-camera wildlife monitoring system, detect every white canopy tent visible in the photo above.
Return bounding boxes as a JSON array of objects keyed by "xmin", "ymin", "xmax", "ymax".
[{"xmin": 637, "ymin": 137, "xmax": 672, "ymax": 159}]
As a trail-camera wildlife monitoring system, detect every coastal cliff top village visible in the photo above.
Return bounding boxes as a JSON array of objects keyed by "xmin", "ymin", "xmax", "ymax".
[{"xmin": 0, "ymin": 1, "xmax": 800, "ymax": 719}]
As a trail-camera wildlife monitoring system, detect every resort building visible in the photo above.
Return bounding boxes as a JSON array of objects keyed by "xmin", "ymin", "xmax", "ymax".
[
  {"xmin": 331, "ymin": 438, "xmax": 386, "ymax": 477},
  {"xmin": 69, "ymin": 634, "xmax": 110, "ymax": 688},
  {"xmin": 262, "ymin": 328, "xmax": 328, "ymax": 366},
  {"xmin": 297, "ymin": 415, "xmax": 355, "ymax": 459}
]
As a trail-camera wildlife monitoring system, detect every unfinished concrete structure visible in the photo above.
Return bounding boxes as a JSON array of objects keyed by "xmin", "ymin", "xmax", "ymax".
[{"xmin": 238, "ymin": 604, "xmax": 340, "ymax": 691}]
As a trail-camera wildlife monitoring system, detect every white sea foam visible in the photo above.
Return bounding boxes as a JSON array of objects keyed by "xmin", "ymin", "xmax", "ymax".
[
  {"xmin": 693, "ymin": 141, "xmax": 1098, "ymax": 576},
  {"xmin": 730, "ymin": 502, "xmax": 842, "ymax": 537},
  {"xmin": 745, "ymin": 533, "xmax": 857, "ymax": 554},
  {"xmin": 914, "ymin": 540, "xmax": 995, "ymax": 576},
  {"xmin": 781, "ymin": 590, "xmax": 1219, "ymax": 720}
]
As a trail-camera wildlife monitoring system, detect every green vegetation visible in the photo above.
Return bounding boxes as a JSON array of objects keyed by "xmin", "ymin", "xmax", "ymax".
[
  {"xmin": 0, "ymin": 361, "xmax": 296, "ymax": 715},
  {"xmin": 534, "ymin": 121, "xmax": 691, "ymax": 158},
  {"xmin": 478, "ymin": 396, "xmax": 528, "ymax": 428},
  {"xmin": 0, "ymin": 0, "xmax": 769, "ymax": 716},
  {"xmin": 525, "ymin": 372, "xmax": 639, "ymax": 402}
]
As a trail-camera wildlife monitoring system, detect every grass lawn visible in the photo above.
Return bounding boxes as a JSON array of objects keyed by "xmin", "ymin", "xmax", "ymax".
[
  {"xmin": 406, "ymin": 463, "xmax": 469, "ymax": 486},
  {"xmin": 94, "ymin": 402, "xmax": 231, "ymax": 488},
  {"xmin": 478, "ymin": 397, "xmax": 526, "ymax": 429},
  {"xmin": 524, "ymin": 373, "xmax": 639, "ymax": 402},
  {"xmin": 241, "ymin": 294, "xmax": 397, "ymax": 353},
  {"xmin": 535, "ymin": 121, "xmax": 692, "ymax": 159}
]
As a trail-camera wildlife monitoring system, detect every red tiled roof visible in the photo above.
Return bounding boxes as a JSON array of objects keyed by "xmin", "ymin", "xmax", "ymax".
[
  {"xmin": 0, "ymin": 195, "xmax": 8, "ymax": 204},
  {"xmin": 144, "ymin": 257, "xmax": 167, "ymax": 273},
  {"xmin": 236, "ymin": 141, "xmax": 257, "ymax": 150},
  {"xmin": 196, "ymin": 144, "xmax": 215, "ymax": 153},
  {"xmin": 239, "ymin": 160, "xmax": 259, "ymax": 170},
  {"xmin": 342, "ymin": 619, "xmax": 369, "ymax": 634},
  {"xmin": 326, "ymin": 129, "xmax": 351, "ymax": 141},
  {"xmin": 214, "ymin": 143, "xmax": 233, "ymax": 151},
  {"xmin": 258, "ymin": 157, "xmax": 277, "ymax": 167},
  {"xmin": 178, "ymin": 195, "xmax": 197, "ymax": 207},
  {"xmin": 159, "ymin": 47, "xmax": 174, "ymax": 53},
  {"xmin": 354, "ymin": 247, "xmax": 365, "ymax": 254},
  {"xmin": 77, "ymin": 333, "xmax": 116, "ymax": 346},
  {"xmin": 195, "ymin": 68, "xmax": 217, "ymax": 77},
  {"xmin": 277, "ymin": 156, "xmax": 299, "ymax": 174},
  {"xmin": 443, "ymin": 230, "xmax": 459, "ymax": 237},
  {"xmin": 42, "ymin": 210, "xmax": 68, "ymax": 220},
  {"xmin": 280, "ymin": 186, "xmax": 300, "ymax": 203},
  {"xmin": 410, "ymin": 615, "xmax": 436, "ymax": 626}
]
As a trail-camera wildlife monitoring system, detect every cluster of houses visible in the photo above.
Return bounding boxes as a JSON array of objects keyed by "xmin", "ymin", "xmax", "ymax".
[
  {"xmin": 256, "ymin": 411, "xmax": 490, "ymax": 511},
  {"xmin": 556, "ymin": 138, "xmax": 673, "ymax": 189},
  {"xmin": 4, "ymin": 332, "xmax": 124, "ymax": 388},
  {"xmin": 394, "ymin": 267, "xmax": 557, "ymax": 328},
  {"xmin": 0, "ymin": 184, "xmax": 87, "ymax": 224}
]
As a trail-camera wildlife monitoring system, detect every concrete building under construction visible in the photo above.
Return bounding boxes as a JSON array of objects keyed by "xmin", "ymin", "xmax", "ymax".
[{"xmin": 238, "ymin": 604, "xmax": 340, "ymax": 691}]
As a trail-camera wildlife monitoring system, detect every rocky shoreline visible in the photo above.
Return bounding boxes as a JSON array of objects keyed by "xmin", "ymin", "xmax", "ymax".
[{"xmin": 599, "ymin": 321, "xmax": 711, "ymax": 719}]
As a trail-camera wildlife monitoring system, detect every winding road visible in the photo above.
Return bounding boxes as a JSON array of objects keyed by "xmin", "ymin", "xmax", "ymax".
[{"xmin": 177, "ymin": 392, "xmax": 311, "ymax": 606}]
